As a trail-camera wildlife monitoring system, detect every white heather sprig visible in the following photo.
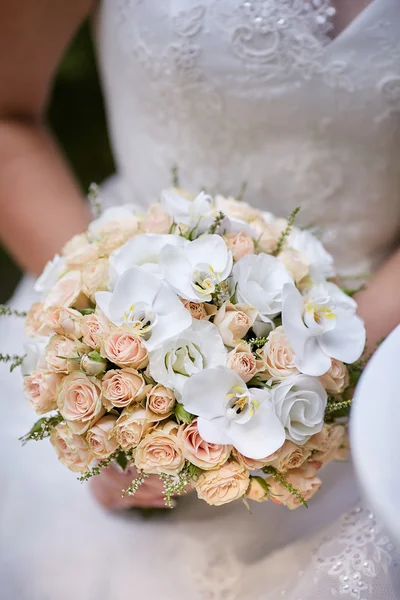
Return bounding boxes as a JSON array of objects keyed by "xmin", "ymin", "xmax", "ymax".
[
  {"xmin": 122, "ymin": 471, "xmax": 148, "ymax": 497},
  {"xmin": 160, "ymin": 469, "xmax": 191, "ymax": 508},
  {"xmin": 88, "ymin": 183, "xmax": 103, "ymax": 219}
]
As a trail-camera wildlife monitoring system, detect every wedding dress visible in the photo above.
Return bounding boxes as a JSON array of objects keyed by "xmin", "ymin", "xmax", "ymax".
[{"xmin": 1, "ymin": 1, "xmax": 400, "ymax": 598}]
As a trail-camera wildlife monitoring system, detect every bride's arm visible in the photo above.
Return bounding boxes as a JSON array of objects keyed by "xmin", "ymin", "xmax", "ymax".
[
  {"xmin": 354, "ymin": 247, "xmax": 400, "ymax": 353},
  {"xmin": 0, "ymin": 1, "xmax": 93, "ymax": 275}
]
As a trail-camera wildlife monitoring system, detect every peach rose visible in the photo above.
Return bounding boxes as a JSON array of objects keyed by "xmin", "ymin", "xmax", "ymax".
[
  {"xmin": 260, "ymin": 326, "xmax": 299, "ymax": 380},
  {"xmin": 142, "ymin": 203, "xmax": 173, "ymax": 233},
  {"xmin": 265, "ymin": 440, "xmax": 311, "ymax": 472},
  {"xmin": 44, "ymin": 270, "xmax": 89, "ymax": 310},
  {"xmin": 81, "ymin": 259, "xmax": 109, "ymax": 302},
  {"xmin": 80, "ymin": 353, "xmax": 107, "ymax": 376},
  {"xmin": 278, "ymin": 248, "xmax": 309, "ymax": 283},
  {"xmin": 23, "ymin": 371, "xmax": 63, "ymax": 414},
  {"xmin": 233, "ymin": 449, "xmax": 276, "ymax": 471},
  {"xmin": 224, "ymin": 231, "xmax": 255, "ymax": 262},
  {"xmin": 214, "ymin": 302, "xmax": 257, "ymax": 347},
  {"xmin": 50, "ymin": 423, "xmax": 93, "ymax": 473},
  {"xmin": 249, "ymin": 217, "xmax": 287, "ymax": 253},
  {"xmin": 63, "ymin": 234, "xmax": 99, "ymax": 268},
  {"xmin": 178, "ymin": 419, "xmax": 232, "ymax": 470},
  {"xmin": 102, "ymin": 368, "xmax": 146, "ymax": 410},
  {"xmin": 268, "ymin": 463, "xmax": 321, "ymax": 509},
  {"xmin": 146, "ymin": 384, "xmax": 176, "ymax": 421},
  {"xmin": 135, "ymin": 421, "xmax": 185, "ymax": 475},
  {"xmin": 81, "ymin": 311, "xmax": 110, "ymax": 349},
  {"xmin": 246, "ymin": 476, "xmax": 269, "ymax": 502},
  {"xmin": 214, "ymin": 195, "xmax": 261, "ymax": 222},
  {"xmin": 86, "ymin": 414, "xmax": 119, "ymax": 459},
  {"xmin": 306, "ymin": 423, "xmax": 349, "ymax": 464},
  {"xmin": 181, "ymin": 300, "xmax": 217, "ymax": 321},
  {"xmin": 44, "ymin": 306, "xmax": 82, "ymax": 339},
  {"xmin": 45, "ymin": 335, "xmax": 88, "ymax": 374},
  {"xmin": 195, "ymin": 460, "xmax": 250, "ymax": 506},
  {"xmin": 101, "ymin": 330, "xmax": 148, "ymax": 369},
  {"xmin": 57, "ymin": 371, "xmax": 105, "ymax": 434},
  {"xmin": 25, "ymin": 302, "xmax": 51, "ymax": 337},
  {"xmin": 112, "ymin": 407, "xmax": 150, "ymax": 450},
  {"xmin": 319, "ymin": 359, "xmax": 349, "ymax": 394},
  {"xmin": 97, "ymin": 220, "xmax": 139, "ymax": 255},
  {"xmin": 227, "ymin": 342, "xmax": 263, "ymax": 383}
]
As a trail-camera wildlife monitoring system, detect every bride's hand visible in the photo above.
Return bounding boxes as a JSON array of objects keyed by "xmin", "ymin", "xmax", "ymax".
[{"xmin": 90, "ymin": 465, "xmax": 168, "ymax": 510}]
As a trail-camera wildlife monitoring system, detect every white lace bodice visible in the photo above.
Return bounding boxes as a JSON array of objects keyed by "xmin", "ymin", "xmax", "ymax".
[{"xmin": 97, "ymin": 0, "xmax": 400, "ymax": 277}]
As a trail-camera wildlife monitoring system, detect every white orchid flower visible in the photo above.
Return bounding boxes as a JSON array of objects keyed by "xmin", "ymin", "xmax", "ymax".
[
  {"xmin": 159, "ymin": 234, "xmax": 233, "ymax": 302},
  {"xmin": 161, "ymin": 189, "xmax": 214, "ymax": 227},
  {"xmin": 271, "ymin": 374, "xmax": 327, "ymax": 445},
  {"xmin": 282, "ymin": 282, "xmax": 366, "ymax": 376},
  {"xmin": 233, "ymin": 254, "xmax": 293, "ymax": 329},
  {"xmin": 149, "ymin": 320, "xmax": 227, "ymax": 398},
  {"xmin": 181, "ymin": 366, "xmax": 285, "ymax": 459},
  {"xmin": 108, "ymin": 233, "xmax": 187, "ymax": 287},
  {"xmin": 34, "ymin": 255, "xmax": 66, "ymax": 294},
  {"xmin": 95, "ymin": 267, "xmax": 191, "ymax": 351},
  {"xmin": 288, "ymin": 228, "xmax": 335, "ymax": 282}
]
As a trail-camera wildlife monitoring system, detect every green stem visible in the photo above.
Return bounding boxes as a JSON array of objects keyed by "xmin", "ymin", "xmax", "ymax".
[{"xmin": 263, "ymin": 466, "xmax": 308, "ymax": 508}]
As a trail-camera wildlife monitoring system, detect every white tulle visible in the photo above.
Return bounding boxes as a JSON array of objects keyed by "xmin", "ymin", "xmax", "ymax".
[{"xmin": 1, "ymin": 0, "xmax": 400, "ymax": 598}]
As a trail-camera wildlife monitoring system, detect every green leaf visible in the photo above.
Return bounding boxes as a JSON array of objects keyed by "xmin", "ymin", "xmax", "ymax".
[
  {"xmin": 19, "ymin": 412, "xmax": 64, "ymax": 445},
  {"xmin": 115, "ymin": 450, "xmax": 129, "ymax": 471},
  {"xmin": 174, "ymin": 403, "xmax": 194, "ymax": 424},
  {"xmin": 250, "ymin": 475, "xmax": 270, "ymax": 495},
  {"xmin": 78, "ymin": 308, "xmax": 95, "ymax": 315},
  {"xmin": 187, "ymin": 463, "xmax": 202, "ymax": 480}
]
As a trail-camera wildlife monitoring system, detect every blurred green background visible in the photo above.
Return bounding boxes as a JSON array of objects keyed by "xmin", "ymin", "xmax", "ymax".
[{"xmin": 0, "ymin": 20, "xmax": 114, "ymax": 302}]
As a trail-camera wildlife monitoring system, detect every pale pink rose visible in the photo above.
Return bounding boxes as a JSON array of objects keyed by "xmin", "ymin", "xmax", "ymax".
[
  {"xmin": 102, "ymin": 368, "xmax": 146, "ymax": 410},
  {"xmin": 81, "ymin": 259, "xmax": 109, "ymax": 302},
  {"xmin": 112, "ymin": 407, "xmax": 150, "ymax": 450},
  {"xmin": 278, "ymin": 248, "xmax": 309, "ymax": 283},
  {"xmin": 57, "ymin": 371, "xmax": 105, "ymax": 434},
  {"xmin": 81, "ymin": 311, "xmax": 110, "ymax": 349},
  {"xmin": 142, "ymin": 203, "xmax": 173, "ymax": 233},
  {"xmin": 44, "ymin": 270, "xmax": 89, "ymax": 310},
  {"xmin": 214, "ymin": 195, "xmax": 261, "ymax": 222},
  {"xmin": 246, "ymin": 477, "xmax": 269, "ymax": 502},
  {"xmin": 261, "ymin": 326, "xmax": 299, "ymax": 380},
  {"xmin": 97, "ymin": 220, "xmax": 139, "ymax": 255},
  {"xmin": 45, "ymin": 335, "xmax": 88, "ymax": 374},
  {"xmin": 146, "ymin": 384, "xmax": 176, "ymax": 421},
  {"xmin": 25, "ymin": 302, "xmax": 51, "ymax": 337},
  {"xmin": 50, "ymin": 423, "xmax": 93, "ymax": 473},
  {"xmin": 249, "ymin": 217, "xmax": 286, "ymax": 253},
  {"xmin": 44, "ymin": 306, "xmax": 82, "ymax": 339},
  {"xmin": 266, "ymin": 440, "xmax": 311, "ymax": 472},
  {"xmin": 224, "ymin": 231, "xmax": 255, "ymax": 262},
  {"xmin": 306, "ymin": 423, "xmax": 349, "ymax": 464},
  {"xmin": 23, "ymin": 371, "xmax": 63, "ymax": 414},
  {"xmin": 319, "ymin": 359, "xmax": 349, "ymax": 394},
  {"xmin": 233, "ymin": 448, "xmax": 280, "ymax": 471},
  {"xmin": 214, "ymin": 302, "xmax": 257, "ymax": 347},
  {"xmin": 63, "ymin": 234, "xmax": 99, "ymax": 268},
  {"xmin": 135, "ymin": 421, "xmax": 185, "ymax": 475},
  {"xmin": 181, "ymin": 300, "xmax": 217, "ymax": 321},
  {"xmin": 195, "ymin": 460, "xmax": 250, "ymax": 506},
  {"xmin": 86, "ymin": 414, "xmax": 119, "ymax": 459},
  {"xmin": 227, "ymin": 342, "xmax": 263, "ymax": 383},
  {"xmin": 80, "ymin": 353, "xmax": 107, "ymax": 376},
  {"xmin": 268, "ymin": 463, "xmax": 321, "ymax": 509},
  {"xmin": 101, "ymin": 330, "xmax": 148, "ymax": 369},
  {"xmin": 178, "ymin": 419, "xmax": 232, "ymax": 470}
]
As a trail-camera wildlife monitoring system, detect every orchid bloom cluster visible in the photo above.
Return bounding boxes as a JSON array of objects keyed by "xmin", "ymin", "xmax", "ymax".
[{"xmin": 20, "ymin": 188, "xmax": 366, "ymax": 509}]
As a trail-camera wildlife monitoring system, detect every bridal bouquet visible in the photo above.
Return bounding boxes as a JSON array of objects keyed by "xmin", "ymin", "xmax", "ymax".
[{"xmin": 15, "ymin": 187, "xmax": 366, "ymax": 509}]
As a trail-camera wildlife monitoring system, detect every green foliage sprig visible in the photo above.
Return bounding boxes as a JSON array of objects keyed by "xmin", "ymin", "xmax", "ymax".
[
  {"xmin": 160, "ymin": 469, "xmax": 191, "ymax": 508},
  {"xmin": 174, "ymin": 403, "xmax": 194, "ymax": 425},
  {"xmin": 208, "ymin": 211, "xmax": 226, "ymax": 235},
  {"xmin": 263, "ymin": 466, "xmax": 308, "ymax": 508},
  {"xmin": 0, "ymin": 305, "xmax": 27, "ymax": 318},
  {"xmin": 122, "ymin": 471, "xmax": 147, "ymax": 497},
  {"xmin": 273, "ymin": 207, "xmax": 300, "ymax": 256},
  {"xmin": 325, "ymin": 399, "xmax": 353, "ymax": 418},
  {"xmin": 88, "ymin": 182, "xmax": 102, "ymax": 218},
  {"xmin": 171, "ymin": 165, "xmax": 180, "ymax": 188},
  {"xmin": 249, "ymin": 336, "xmax": 268, "ymax": 350},
  {"xmin": 237, "ymin": 181, "xmax": 247, "ymax": 202},
  {"xmin": 0, "ymin": 353, "xmax": 26, "ymax": 372},
  {"xmin": 19, "ymin": 412, "xmax": 64, "ymax": 445}
]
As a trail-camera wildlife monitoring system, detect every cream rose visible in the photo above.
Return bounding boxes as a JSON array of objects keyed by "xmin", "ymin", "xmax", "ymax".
[
  {"xmin": 319, "ymin": 359, "xmax": 349, "ymax": 394},
  {"xmin": 102, "ymin": 368, "xmax": 146, "ymax": 410},
  {"xmin": 112, "ymin": 407, "xmax": 150, "ymax": 449},
  {"xmin": 81, "ymin": 311, "xmax": 110, "ymax": 349},
  {"xmin": 224, "ymin": 231, "xmax": 255, "ymax": 262},
  {"xmin": 82, "ymin": 259, "xmax": 109, "ymax": 302},
  {"xmin": 227, "ymin": 343, "xmax": 263, "ymax": 383},
  {"xmin": 86, "ymin": 414, "xmax": 119, "ymax": 459},
  {"xmin": 214, "ymin": 195, "xmax": 261, "ymax": 222},
  {"xmin": 278, "ymin": 248, "xmax": 310, "ymax": 283},
  {"xmin": 306, "ymin": 423, "xmax": 349, "ymax": 464},
  {"xmin": 80, "ymin": 353, "xmax": 107, "ymax": 376},
  {"xmin": 101, "ymin": 330, "xmax": 149, "ymax": 369},
  {"xmin": 142, "ymin": 203, "xmax": 173, "ymax": 233},
  {"xmin": 181, "ymin": 300, "xmax": 217, "ymax": 321},
  {"xmin": 266, "ymin": 440, "xmax": 311, "ymax": 472},
  {"xmin": 63, "ymin": 233, "xmax": 99, "ymax": 268},
  {"xmin": 23, "ymin": 371, "xmax": 62, "ymax": 414},
  {"xmin": 195, "ymin": 460, "xmax": 250, "ymax": 506},
  {"xmin": 268, "ymin": 463, "xmax": 321, "ymax": 509},
  {"xmin": 248, "ymin": 217, "xmax": 286, "ymax": 253},
  {"xmin": 261, "ymin": 326, "xmax": 299, "ymax": 380},
  {"xmin": 50, "ymin": 423, "xmax": 93, "ymax": 473},
  {"xmin": 44, "ymin": 270, "xmax": 89, "ymax": 310},
  {"xmin": 45, "ymin": 335, "xmax": 87, "ymax": 374},
  {"xmin": 214, "ymin": 302, "xmax": 257, "ymax": 347},
  {"xmin": 57, "ymin": 371, "xmax": 104, "ymax": 434},
  {"xmin": 44, "ymin": 306, "xmax": 82, "ymax": 339},
  {"xmin": 246, "ymin": 476, "xmax": 269, "ymax": 503},
  {"xmin": 135, "ymin": 421, "xmax": 185, "ymax": 475},
  {"xmin": 97, "ymin": 221, "xmax": 139, "ymax": 256},
  {"xmin": 25, "ymin": 302, "xmax": 50, "ymax": 337},
  {"xmin": 146, "ymin": 384, "xmax": 176, "ymax": 421},
  {"xmin": 178, "ymin": 419, "xmax": 232, "ymax": 470}
]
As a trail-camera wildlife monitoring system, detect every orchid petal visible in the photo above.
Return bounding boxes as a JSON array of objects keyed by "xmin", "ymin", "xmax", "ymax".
[
  {"xmin": 197, "ymin": 416, "xmax": 232, "ymax": 445},
  {"xmin": 294, "ymin": 337, "xmax": 332, "ymax": 376},
  {"xmin": 282, "ymin": 283, "xmax": 309, "ymax": 358},
  {"xmin": 181, "ymin": 366, "xmax": 243, "ymax": 419},
  {"xmin": 320, "ymin": 310, "xmax": 366, "ymax": 364}
]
